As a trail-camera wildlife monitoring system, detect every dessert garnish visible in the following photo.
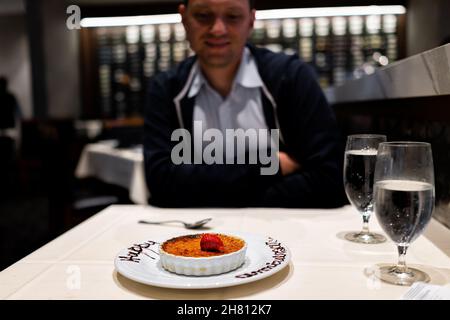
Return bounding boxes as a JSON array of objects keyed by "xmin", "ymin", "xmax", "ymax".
[{"xmin": 200, "ymin": 233, "xmax": 224, "ymax": 253}]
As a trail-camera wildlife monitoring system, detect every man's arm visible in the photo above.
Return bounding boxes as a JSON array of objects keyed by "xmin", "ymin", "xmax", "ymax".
[
  {"xmin": 143, "ymin": 73, "xmax": 281, "ymax": 207},
  {"xmin": 262, "ymin": 63, "xmax": 347, "ymax": 208}
]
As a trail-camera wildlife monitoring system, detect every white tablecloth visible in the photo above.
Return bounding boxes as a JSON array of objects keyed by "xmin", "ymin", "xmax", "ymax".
[
  {"xmin": 75, "ymin": 141, "xmax": 149, "ymax": 204},
  {"xmin": 1, "ymin": 205, "xmax": 449, "ymax": 299}
]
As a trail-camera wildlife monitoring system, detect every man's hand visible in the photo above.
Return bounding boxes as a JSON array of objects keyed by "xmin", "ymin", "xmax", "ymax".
[{"xmin": 278, "ymin": 151, "xmax": 300, "ymax": 176}]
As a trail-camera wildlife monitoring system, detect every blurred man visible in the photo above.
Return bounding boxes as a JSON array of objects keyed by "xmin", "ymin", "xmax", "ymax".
[
  {"xmin": 0, "ymin": 76, "xmax": 21, "ymax": 197},
  {"xmin": 0, "ymin": 77, "xmax": 20, "ymax": 132},
  {"xmin": 144, "ymin": 0, "xmax": 345, "ymax": 207}
]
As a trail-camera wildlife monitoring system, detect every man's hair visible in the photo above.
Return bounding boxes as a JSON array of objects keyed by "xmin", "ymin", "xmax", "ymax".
[{"xmin": 182, "ymin": 0, "xmax": 255, "ymax": 9}]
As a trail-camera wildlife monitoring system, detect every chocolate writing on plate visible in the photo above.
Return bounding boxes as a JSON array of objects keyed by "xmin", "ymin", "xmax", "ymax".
[
  {"xmin": 235, "ymin": 237, "xmax": 287, "ymax": 279},
  {"xmin": 118, "ymin": 240, "xmax": 159, "ymax": 263}
]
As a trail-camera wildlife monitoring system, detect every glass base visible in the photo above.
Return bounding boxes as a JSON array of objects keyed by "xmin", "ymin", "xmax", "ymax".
[
  {"xmin": 344, "ymin": 231, "xmax": 386, "ymax": 244},
  {"xmin": 375, "ymin": 265, "xmax": 430, "ymax": 286}
]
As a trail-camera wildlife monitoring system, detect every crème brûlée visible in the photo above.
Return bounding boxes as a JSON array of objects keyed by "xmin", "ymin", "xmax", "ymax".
[
  {"xmin": 159, "ymin": 233, "xmax": 247, "ymax": 276},
  {"xmin": 161, "ymin": 233, "xmax": 245, "ymax": 257}
]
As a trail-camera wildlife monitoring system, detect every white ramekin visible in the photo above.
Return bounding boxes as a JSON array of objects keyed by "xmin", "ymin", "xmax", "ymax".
[{"xmin": 159, "ymin": 235, "xmax": 247, "ymax": 276}]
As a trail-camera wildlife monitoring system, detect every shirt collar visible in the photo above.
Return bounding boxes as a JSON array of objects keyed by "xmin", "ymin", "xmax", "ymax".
[
  {"xmin": 187, "ymin": 63, "xmax": 203, "ymax": 98},
  {"xmin": 234, "ymin": 47, "xmax": 264, "ymax": 89},
  {"xmin": 187, "ymin": 47, "xmax": 263, "ymax": 98}
]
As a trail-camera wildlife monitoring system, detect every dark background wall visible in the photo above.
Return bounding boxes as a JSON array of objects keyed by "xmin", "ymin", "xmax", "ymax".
[{"xmin": 407, "ymin": 0, "xmax": 450, "ymax": 56}]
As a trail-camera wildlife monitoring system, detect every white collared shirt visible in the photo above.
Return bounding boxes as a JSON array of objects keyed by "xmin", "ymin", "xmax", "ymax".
[{"xmin": 189, "ymin": 48, "xmax": 269, "ymax": 159}]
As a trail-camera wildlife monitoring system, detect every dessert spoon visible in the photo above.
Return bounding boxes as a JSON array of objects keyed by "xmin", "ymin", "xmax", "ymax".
[{"xmin": 138, "ymin": 218, "xmax": 212, "ymax": 229}]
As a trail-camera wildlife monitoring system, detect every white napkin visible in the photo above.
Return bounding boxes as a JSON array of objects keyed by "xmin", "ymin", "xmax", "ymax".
[{"xmin": 402, "ymin": 282, "xmax": 450, "ymax": 300}]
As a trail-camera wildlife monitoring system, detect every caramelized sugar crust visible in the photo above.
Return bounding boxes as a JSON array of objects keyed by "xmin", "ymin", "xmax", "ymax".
[{"xmin": 161, "ymin": 234, "xmax": 245, "ymax": 257}]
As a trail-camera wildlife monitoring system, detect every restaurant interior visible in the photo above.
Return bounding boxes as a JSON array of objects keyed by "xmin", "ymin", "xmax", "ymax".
[{"xmin": 0, "ymin": 0, "xmax": 449, "ymax": 275}]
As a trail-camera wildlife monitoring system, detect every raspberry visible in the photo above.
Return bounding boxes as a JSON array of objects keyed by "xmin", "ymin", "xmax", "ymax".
[{"xmin": 200, "ymin": 234, "xmax": 224, "ymax": 252}]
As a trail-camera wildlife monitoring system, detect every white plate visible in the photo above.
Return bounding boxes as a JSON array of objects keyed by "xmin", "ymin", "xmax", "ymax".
[{"xmin": 114, "ymin": 232, "xmax": 291, "ymax": 289}]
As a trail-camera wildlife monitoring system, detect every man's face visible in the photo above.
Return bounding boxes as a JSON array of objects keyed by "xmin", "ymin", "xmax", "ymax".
[{"xmin": 179, "ymin": 0, "xmax": 255, "ymax": 69}]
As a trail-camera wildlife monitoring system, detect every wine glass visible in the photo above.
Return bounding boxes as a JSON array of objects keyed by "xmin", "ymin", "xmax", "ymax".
[
  {"xmin": 343, "ymin": 134, "xmax": 387, "ymax": 244},
  {"xmin": 373, "ymin": 142, "xmax": 435, "ymax": 286}
]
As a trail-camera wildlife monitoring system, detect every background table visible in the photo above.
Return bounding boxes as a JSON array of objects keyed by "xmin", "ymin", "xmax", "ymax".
[
  {"xmin": 75, "ymin": 140, "xmax": 148, "ymax": 204},
  {"xmin": 1, "ymin": 205, "xmax": 449, "ymax": 299}
]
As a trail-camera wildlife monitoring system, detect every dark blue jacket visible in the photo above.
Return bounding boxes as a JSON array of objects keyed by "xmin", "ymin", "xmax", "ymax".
[{"xmin": 144, "ymin": 44, "xmax": 346, "ymax": 208}]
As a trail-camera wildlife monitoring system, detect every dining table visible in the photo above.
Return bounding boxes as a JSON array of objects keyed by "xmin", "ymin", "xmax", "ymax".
[
  {"xmin": 75, "ymin": 140, "xmax": 149, "ymax": 204},
  {"xmin": 1, "ymin": 204, "xmax": 449, "ymax": 300}
]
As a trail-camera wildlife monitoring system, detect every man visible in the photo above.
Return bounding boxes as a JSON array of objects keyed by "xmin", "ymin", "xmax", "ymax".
[
  {"xmin": 0, "ymin": 76, "xmax": 21, "ymax": 197},
  {"xmin": 0, "ymin": 77, "xmax": 20, "ymax": 132},
  {"xmin": 144, "ymin": 0, "xmax": 346, "ymax": 207}
]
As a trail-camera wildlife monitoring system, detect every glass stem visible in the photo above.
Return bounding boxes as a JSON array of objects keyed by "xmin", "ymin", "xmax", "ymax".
[
  {"xmin": 396, "ymin": 245, "xmax": 409, "ymax": 273},
  {"xmin": 361, "ymin": 215, "xmax": 370, "ymax": 235}
]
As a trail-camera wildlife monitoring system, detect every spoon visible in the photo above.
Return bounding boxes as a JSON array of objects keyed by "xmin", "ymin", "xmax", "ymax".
[{"xmin": 138, "ymin": 218, "xmax": 212, "ymax": 229}]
